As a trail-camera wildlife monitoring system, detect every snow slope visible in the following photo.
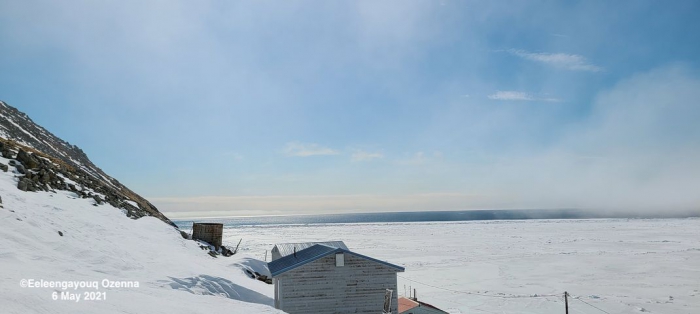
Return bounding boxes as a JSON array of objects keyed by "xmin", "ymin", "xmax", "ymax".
[{"xmin": 0, "ymin": 156, "xmax": 281, "ymax": 314}]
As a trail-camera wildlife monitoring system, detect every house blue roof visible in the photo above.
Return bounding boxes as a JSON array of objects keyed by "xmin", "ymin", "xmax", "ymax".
[{"xmin": 268, "ymin": 244, "xmax": 405, "ymax": 277}]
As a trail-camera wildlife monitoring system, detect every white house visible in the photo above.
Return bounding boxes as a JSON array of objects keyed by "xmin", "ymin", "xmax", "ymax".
[{"xmin": 268, "ymin": 242, "xmax": 404, "ymax": 314}]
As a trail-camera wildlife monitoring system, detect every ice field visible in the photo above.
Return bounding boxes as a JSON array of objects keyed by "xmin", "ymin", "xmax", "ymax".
[{"xmin": 226, "ymin": 218, "xmax": 700, "ymax": 314}]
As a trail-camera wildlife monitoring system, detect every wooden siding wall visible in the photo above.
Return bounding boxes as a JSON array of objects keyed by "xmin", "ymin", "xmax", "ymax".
[
  {"xmin": 191, "ymin": 223, "xmax": 223, "ymax": 250},
  {"xmin": 276, "ymin": 254, "xmax": 400, "ymax": 314}
]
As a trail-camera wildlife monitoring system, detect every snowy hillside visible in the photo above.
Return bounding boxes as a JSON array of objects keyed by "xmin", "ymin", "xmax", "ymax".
[
  {"xmin": 0, "ymin": 151, "xmax": 281, "ymax": 313},
  {"xmin": 0, "ymin": 100, "xmax": 171, "ymax": 224}
]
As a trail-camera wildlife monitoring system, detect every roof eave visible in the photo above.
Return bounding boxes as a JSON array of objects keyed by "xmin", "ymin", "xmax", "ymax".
[{"xmin": 269, "ymin": 247, "xmax": 404, "ymax": 277}]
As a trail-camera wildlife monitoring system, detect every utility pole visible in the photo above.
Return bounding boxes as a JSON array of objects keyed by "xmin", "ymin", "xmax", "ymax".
[{"xmin": 564, "ymin": 291, "xmax": 569, "ymax": 314}]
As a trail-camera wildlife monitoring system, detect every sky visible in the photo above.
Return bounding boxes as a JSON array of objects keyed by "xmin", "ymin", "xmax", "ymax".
[{"xmin": 1, "ymin": 1, "xmax": 699, "ymax": 218}]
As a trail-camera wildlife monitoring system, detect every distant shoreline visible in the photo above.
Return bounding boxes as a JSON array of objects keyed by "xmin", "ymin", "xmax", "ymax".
[{"xmin": 172, "ymin": 208, "xmax": 700, "ymax": 228}]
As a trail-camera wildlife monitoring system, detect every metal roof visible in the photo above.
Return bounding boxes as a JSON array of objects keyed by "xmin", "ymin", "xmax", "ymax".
[
  {"xmin": 400, "ymin": 305, "xmax": 450, "ymax": 314},
  {"xmin": 398, "ymin": 297, "xmax": 450, "ymax": 314},
  {"xmin": 272, "ymin": 241, "xmax": 348, "ymax": 259},
  {"xmin": 268, "ymin": 244, "xmax": 405, "ymax": 277},
  {"xmin": 399, "ymin": 297, "xmax": 420, "ymax": 313}
]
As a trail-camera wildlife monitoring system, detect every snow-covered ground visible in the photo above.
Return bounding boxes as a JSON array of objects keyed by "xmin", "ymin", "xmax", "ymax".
[
  {"xmin": 214, "ymin": 218, "xmax": 700, "ymax": 314},
  {"xmin": 0, "ymin": 157, "xmax": 282, "ymax": 314}
]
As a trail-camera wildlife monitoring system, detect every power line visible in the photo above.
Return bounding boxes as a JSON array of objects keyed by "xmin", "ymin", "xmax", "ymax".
[
  {"xmin": 397, "ymin": 275, "xmax": 559, "ymax": 299},
  {"xmin": 398, "ymin": 275, "xmax": 615, "ymax": 314},
  {"xmin": 559, "ymin": 296, "xmax": 587, "ymax": 314},
  {"xmin": 432, "ymin": 292, "xmax": 561, "ymax": 314},
  {"xmin": 572, "ymin": 297, "xmax": 612, "ymax": 314},
  {"xmin": 428, "ymin": 294, "xmax": 504, "ymax": 314}
]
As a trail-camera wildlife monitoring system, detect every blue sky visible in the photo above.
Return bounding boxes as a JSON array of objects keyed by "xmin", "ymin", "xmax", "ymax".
[{"xmin": 1, "ymin": 1, "xmax": 699, "ymax": 217}]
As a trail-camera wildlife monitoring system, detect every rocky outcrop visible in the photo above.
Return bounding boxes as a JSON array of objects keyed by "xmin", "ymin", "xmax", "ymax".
[
  {"xmin": 16, "ymin": 149, "xmax": 40, "ymax": 169},
  {"xmin": 17, "ymin": 177, "xmax": 35, "ymax": 192},
  {"xmin": 0, "ymin": 100, "xmax": 175, "ymax": 227}
]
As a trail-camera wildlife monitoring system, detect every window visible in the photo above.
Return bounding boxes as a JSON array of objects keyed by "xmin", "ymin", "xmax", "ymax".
[{"xmin": 336, "ymin": 253, "xmax": 344, "ymax": 266}]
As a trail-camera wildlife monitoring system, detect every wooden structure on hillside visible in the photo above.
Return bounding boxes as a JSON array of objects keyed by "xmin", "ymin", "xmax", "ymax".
[
  {"xmin": 192, "ymin": 222, "xmax": 223, "ymax": 250},
  {"xmin": 268, "ymin": 242, "xmax": 404, "ymax": 314}
]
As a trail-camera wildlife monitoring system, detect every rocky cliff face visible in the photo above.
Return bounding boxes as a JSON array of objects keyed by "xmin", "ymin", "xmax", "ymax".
[{"xmin": 0, "ymin": 100, "xmax": 174, "ymax": 226}]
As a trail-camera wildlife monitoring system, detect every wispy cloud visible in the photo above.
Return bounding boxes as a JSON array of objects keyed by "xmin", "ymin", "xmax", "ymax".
[
  {"xmin": 351, "ymin": 150, "xmax": 384, "ymax": 162},
  {"xmin": 284, "ymin": 142, "xmax": 339, "ymax": 157},
  {"xmin": 488, "ymin": 91, "xmax": 534, "ymax": 101},
  {"xmin": 482, "ymin": 65, "xmax": 700, "ymax": 212},
  {"xmin": 488, "ymin": 91, "xmax": 561, "ymax": 102},
  {"xmin": 508, "ymin": 49, "xmax": 603, "ymax": 72}
]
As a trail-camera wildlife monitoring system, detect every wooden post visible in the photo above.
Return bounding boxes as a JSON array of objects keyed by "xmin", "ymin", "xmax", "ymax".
[
  {"xmin": 233, "ymin": 238, "xmax": 243, "ymax": 254},
  {"xmin": 564, "ymin": 291, "xmax": 569, "ymax": 314}
]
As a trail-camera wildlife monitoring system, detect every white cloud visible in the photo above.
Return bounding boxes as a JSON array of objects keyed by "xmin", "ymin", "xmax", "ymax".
[
  {"xmin": 483, "ymin": 65, "xmax": 700, "ymax": 212},
  {"xmin": 508, "ymin": 49, "xmax": 603, "ymax": 72},
  {"xmin": 351, "ymin": 150, "xmax": 384, "ymax": 162},
  {"xmin": 488, "ymin": 91, "xmax": 534, "ymax": 101},
  {"xmin": 154, "ymin": 66, "xmax": 700, "ymax": 216},
  {"xmin": 284, "ymin": 142, "xmax": 339, "ymax": 157},
  {"xmin": 488, "ymin": 91, "xmax": 561, "ymax": 102}
]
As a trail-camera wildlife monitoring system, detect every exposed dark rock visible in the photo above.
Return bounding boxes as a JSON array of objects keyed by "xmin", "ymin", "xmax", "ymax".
[
  {"xmin": 16, "ymin": 149, "xmax": 40, "ymax": 169},
  {"xmin": 58, "ymin": 231, "xmax": 63, "ymax": 236},
  {"xmin": 0, "ymin": 163, "xmax": 7, "ymax": 172},
  {"xmin": 17, "ymin": 178, "xmax": 34, "ymax": 192},
  {"xmin": 40, "ymin": 171, "xmax": 50, "ymax": 184},
  {"xmin": 221, "ymin": 246, "xmax": 234, "ymax": 257},
  {"xmin": 92, "ymin": 195, "xmax": 103, "ymax": 205},
  {"xmin": 180, "ymin": 231, "xmax": 189, "ymax": 239},
  {"xmin": 13, "ymin": 163, "xmax": 25, "ymax": 174},
  {"xmin": 0, "ymin": 142, "xmax": 12, "ymax": 159}
]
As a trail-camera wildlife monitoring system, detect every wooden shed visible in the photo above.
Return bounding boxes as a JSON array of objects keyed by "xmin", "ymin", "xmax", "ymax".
[
  {"xmin": 268, "ymin": 243, "xmax": 404, "ymax": 314},
  {"xmin": 191, "ymin": 222, "xmax": 223, "ymax": 250}
]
